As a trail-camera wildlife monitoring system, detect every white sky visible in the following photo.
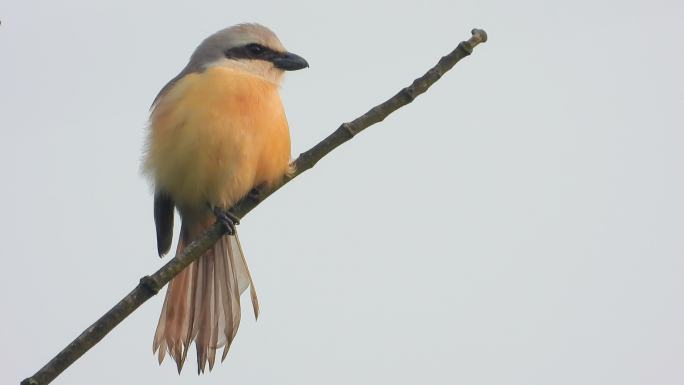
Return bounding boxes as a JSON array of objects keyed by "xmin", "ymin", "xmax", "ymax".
[{"xmin": 2, "ymin": 0, "xmax": 683, "ymax": 384}]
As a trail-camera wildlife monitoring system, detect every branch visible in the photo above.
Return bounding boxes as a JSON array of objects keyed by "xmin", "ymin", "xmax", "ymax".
[{"xmin": 21, "ymin": 28, "xmax": 487, "ymax": 385}]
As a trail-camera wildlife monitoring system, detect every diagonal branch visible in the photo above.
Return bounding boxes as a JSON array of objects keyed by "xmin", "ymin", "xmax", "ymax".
[{"xmin": 21, "ymin": 28, "xmax": 487, "ymax": 385}]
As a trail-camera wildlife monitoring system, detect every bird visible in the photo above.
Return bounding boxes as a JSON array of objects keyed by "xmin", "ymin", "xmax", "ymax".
[{"xmin": 141, "ymin": 23, "xmax": 308, "ymax": 373}]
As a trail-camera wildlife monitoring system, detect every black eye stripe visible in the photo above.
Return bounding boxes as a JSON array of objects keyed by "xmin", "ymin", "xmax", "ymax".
[
  {"xmin": 246, "ymin": 43, "xmax": 265, "ymax": 54},
  {"xmin": 224, "ymin": 44, "xmax": 277, "ymax": 60}
]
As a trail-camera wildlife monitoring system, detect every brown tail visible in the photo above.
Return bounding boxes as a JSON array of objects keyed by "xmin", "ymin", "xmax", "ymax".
[{"xmin": 152, "ymin": 219, "xmax": 259, "ymax": 373}]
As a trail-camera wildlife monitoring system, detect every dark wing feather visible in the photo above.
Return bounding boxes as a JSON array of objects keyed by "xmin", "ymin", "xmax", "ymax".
[{"xmin": 154, "ymin": 191, "xmax": 175, "ymax": 257}]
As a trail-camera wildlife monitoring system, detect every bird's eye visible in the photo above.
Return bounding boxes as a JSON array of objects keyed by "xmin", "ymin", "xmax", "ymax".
[{"xmin": 246, "ymin": 44, "xmax": 265, "ymax": 55}]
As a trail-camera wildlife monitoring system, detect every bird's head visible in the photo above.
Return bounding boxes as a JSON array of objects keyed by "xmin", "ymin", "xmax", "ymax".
[{"xmin": 187, "ymin": 23, "xmax": 309, "ymax": 84}]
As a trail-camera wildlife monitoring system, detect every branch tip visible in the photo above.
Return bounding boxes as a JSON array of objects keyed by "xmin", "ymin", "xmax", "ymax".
[{"xmin": 470, "ymin": 28, "xmax": 488, "ymax": 44}]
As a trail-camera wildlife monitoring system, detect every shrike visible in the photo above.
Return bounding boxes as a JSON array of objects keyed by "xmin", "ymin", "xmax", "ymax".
[{"xmin": 142, "ymin": 23, "xmax": 308, "ymax": 373}]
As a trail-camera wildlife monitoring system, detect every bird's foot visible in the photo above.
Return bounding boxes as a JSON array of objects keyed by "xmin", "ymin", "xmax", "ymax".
[
  {"xmin": 246, "ymin": 187, "xmax": 262, "ymax": 202},
  {"xmin": 212, "ymin": 207, "xmax": 241, "ymax": 235}
]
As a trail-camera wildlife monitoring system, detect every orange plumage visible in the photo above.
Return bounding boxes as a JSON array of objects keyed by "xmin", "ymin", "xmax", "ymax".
[{"xmin": 145, "ymin": 66, "xmax": 291, "ymax": 210}]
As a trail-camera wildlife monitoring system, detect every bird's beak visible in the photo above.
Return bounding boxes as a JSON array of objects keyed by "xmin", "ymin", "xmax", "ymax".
[{"xmin": 273, "ymin": 52, "xmax": 309, "ymax": 71}]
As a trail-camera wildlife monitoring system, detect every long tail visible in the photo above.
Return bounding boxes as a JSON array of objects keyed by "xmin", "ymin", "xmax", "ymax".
[{"xmin": 152, "ymin": 219, "xmax": 259, "ymax": 373}]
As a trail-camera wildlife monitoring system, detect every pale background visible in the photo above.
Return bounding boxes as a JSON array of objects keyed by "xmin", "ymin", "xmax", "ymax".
[{"xmin": 2, "ymin": 0, "xmax": 683, "ymax": 384}]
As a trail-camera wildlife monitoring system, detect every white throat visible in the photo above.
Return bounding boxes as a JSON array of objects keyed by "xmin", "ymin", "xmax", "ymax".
[{"xmin": 206, "ymin": 58, "xmax": 284, "ymax": 85}]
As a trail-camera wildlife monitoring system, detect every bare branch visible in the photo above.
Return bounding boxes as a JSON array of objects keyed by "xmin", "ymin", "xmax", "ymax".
[{"xmin": 20, "ymin": 28, "xmax": 487, "ymax": 385}]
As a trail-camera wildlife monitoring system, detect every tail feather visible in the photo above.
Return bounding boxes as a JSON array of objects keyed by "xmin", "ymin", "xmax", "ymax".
[
  {"xmin": 153, "ymin": 221, "xmax": 258, "ymax": 373},
  {"xmin": 234, "ymin": 234, "xmax": 260, "ymax": 319},
  {"xmin": 152, "ymin": 234, "xmax": 198, "ymax": 371},
  {"xmin": 193, "ymin": 243, "xmax": 214, "ymax": 373},
  {"xmin": 222, "ymin": 236, "xmax": 241, "ymax": 363}
]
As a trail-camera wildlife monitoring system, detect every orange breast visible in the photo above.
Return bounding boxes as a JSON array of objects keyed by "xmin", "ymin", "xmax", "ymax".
[{"xmin": 143, "ymin": 67, "xmax": 292, "ymax": 209}]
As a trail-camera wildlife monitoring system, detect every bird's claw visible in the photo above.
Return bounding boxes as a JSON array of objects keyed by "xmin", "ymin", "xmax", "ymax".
[{"xmin": 213, "ymin": 208, "xmax": 240, "ymax": 235}]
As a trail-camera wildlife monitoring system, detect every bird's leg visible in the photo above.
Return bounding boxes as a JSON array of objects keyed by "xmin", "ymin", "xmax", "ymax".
[
  {"xmin": 211, "ymin": 206, "xmax": 241, "ymax": 235},
  {"xmin": 246, "ymin": 186, "xmax": 263, "ymax": 202}
]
